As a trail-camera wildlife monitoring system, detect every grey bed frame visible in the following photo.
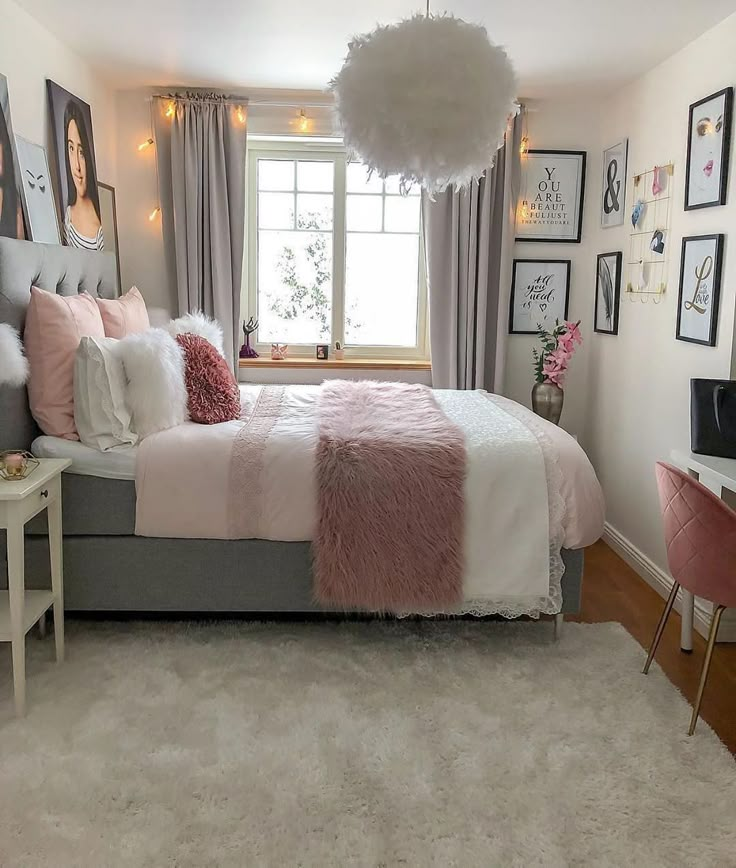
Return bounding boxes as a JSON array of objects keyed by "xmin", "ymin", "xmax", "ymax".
[{"xmin": 0, "ymin": 237, "xmax": 583, "ymax": 615}]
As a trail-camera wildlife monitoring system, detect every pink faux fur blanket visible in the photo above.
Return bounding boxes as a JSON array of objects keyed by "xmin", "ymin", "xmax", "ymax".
[{"xmin": 313, "ymin": 381, "xmax": 466, "ymax": 611}]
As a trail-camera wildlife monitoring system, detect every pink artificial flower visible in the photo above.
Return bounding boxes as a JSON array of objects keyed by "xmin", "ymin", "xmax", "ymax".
[
  {"xmin": 564, "ymin": 321, "xmax": 583, "ymax": 345},
  {"xmin": 548, "ymin": 347, "xmax": 572, "ymax": 368}
]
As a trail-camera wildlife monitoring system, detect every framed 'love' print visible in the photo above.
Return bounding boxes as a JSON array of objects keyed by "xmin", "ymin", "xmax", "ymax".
[{"xmin": 509, "ymin": 259, "xmax": 571, "ymax": 334}]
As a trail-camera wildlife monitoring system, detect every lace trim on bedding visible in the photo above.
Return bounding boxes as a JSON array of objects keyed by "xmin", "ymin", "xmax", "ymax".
[
  {"xmin": 399, "ymin": 393, "xmax": 566, "ymax": 620},
  {"xmin": 227, "ymin": 385, "xmax": 286, "ymax": 538}
]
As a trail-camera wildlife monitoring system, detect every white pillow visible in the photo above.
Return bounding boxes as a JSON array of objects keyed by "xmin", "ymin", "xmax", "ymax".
[
  {"xmin": 74, "ymin": 336, "xmax": 138, "ymax": 451},
  {"xmin": 167, "ymin": 311, "xmax": 225, "ymax": 357},
  {"xmin": 0, "ymin": 323, "xmax": 29, "ymax": 386},
  {"xmin": 118, "ymin": 328, "xmax": 188, "ymax": 439}
]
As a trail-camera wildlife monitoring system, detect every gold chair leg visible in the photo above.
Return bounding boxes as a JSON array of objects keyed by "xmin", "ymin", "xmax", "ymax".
[
  {"xmin": 688, "ymin": 605, "xmax": 725, "ymax": 736},
  {"xmin": 643, "ymin": 581, "xmax": 680, "ymax": 674}
]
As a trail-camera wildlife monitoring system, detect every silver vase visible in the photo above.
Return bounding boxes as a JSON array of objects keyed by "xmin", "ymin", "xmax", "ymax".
[{"xmin": 531, "ymin": 383, "xmax": 564, "ymax": 425}]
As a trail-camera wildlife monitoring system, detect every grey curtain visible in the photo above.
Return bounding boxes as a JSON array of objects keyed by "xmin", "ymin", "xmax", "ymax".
[
  {"xmin": 422, "ymin": 115, "xmax": 520, "ymax": 390},
  {"xmin": 154, "ymin": 92, "xmax": 248, "ymax": 367}
]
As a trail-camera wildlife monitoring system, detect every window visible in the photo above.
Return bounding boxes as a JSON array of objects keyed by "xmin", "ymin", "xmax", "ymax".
[{"xmin": 246, "ymin": 141, "xmax": 427, "ymax": 358}]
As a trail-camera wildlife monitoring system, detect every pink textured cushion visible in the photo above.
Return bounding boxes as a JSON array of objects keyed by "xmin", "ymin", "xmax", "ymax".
[
  {"xmin": 24, "ymin": 287, "xmax": 105, "ymax": 439},
  {"xmin": 175, "ymin": 333, "xmax": 240, "ymax": 424},
  {"xmin": 96, "ymin": 286, "xmax": 150, "ymax": 339}
]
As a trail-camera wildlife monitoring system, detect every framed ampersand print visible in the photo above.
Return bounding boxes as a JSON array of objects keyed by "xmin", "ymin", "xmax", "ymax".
[
  {"xmin": 509, "ymin": 259, "xmax": 571, "ymax": 334},
  {"xmin": 601, "ymin": 139, "xmax": 628, "ymax": 228},
  {"xmin": 516, "ymin": 150, "xmax": 586, "ymax": 243}
]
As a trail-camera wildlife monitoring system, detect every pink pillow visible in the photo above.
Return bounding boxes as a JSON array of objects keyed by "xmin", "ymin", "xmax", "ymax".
[
  {"xmin": 96, "ymin": 286, "xmax": 149, "ymax": 338},
  {"xmin": 24, "ymin": 287, "xmax": 105, "ymax": 439},
  {"xmin": 175, "ymin": 333, "xmax": 240, "ymax": 424}
]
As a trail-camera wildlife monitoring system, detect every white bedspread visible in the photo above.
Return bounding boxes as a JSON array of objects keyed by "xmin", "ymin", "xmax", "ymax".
[{"xmin": 136, "ymin": 385, "xmax": 604, "ymax": 614}]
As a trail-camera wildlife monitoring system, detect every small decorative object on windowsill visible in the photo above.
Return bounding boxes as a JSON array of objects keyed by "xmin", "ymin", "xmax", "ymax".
[
  {"xmin": 316, "ymin": 344, "xmax": 329, "ymax": 361},
  {"xmin": 271, "ymin": 343, "xmax": 288, "ymax": 361},
  {"xmin": 239, "ymin": 317, "xmax": 259, "ymax": 359},
  {"xmin": 531, "ymin": 320, "xmax": 582, "ymax": 425},
  {"xmin": 334, "ymin": 341, "xmax": 345, "ymax": 360},
  {"xmin": 0, "ymin": 451, "xmax": 39, "ymax": 480}
]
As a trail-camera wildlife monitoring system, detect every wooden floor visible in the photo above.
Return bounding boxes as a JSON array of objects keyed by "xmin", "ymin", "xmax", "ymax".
[{"xmin": 575, "ymin": 540, "xmax": 736, "ymax": 754}]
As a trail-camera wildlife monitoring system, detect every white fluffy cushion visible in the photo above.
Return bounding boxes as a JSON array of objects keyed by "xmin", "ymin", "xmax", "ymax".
[
  {"xmin": 167, "ymin": 312, "xmax": 225, "ymax": 357},
  {"xmin": 0, "ymin": 323, "xmax": 29, "ymax": 387},
  {"xmin": 74, "ymin": 336, "xmax": 138, "ymax": 451},
  {"xmin": 118, "ymin": 329, "xmax": 188, "ymax": 439}
]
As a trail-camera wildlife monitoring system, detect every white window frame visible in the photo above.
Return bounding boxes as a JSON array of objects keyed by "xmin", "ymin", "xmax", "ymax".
[{"xmin": 245, "ymin": 138, "xmax": 428, "ymax": 360}]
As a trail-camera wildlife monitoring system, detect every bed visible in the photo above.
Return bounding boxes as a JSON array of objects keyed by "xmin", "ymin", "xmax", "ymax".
[{"xmin": 0, "ymin": 237, "xmax": 601, "ymax": 616}]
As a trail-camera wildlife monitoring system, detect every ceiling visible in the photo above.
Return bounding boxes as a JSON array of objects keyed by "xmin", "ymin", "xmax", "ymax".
[{"xmin": 16, "ymin": 0, "xmax": 736, "ymax": 98}]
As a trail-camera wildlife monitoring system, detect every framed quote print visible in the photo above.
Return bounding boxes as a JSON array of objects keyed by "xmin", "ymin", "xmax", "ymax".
[
  {"xmin": 676, "ymin": 234, "xmax": 724, "ymax": 346},
  {"xmin": 601, "ymin": 140, "xmax": 627, "ymax": 228},
  {"xmin": 516, "ymin": 150, "xmax": 586, "ymax": 243},
  {"xmin": 509, "ymin": 259, "xmax": 571, "ymax": 334},
  {"xmin": 685, "ymin": 87, "xmax": 733, "ymax": 210},
  {"xmin": 594, "ymin": 252, "xmax": 622, "ymax": 334}
]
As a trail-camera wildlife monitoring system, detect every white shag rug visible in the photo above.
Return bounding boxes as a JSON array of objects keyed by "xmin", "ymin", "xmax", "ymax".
[{"xmin": 0, "ymin": 620, "xmax": 734, "ymax": 867}]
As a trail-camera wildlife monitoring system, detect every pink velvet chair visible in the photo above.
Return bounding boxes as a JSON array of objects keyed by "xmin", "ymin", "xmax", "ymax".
[{"xmin": 644, "ymin": 461, "xmax": 736, "ymax": 735}]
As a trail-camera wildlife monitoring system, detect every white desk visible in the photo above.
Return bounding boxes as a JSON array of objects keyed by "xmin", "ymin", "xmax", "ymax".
[{"xmin": 670, "ymin": 450, "xmax": 736, "ymax": 650}]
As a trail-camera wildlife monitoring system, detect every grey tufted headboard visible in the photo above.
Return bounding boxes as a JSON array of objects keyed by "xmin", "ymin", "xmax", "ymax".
[{"xmin": 0, "ymin": 237, "xmax": 117, "ymax": 451}]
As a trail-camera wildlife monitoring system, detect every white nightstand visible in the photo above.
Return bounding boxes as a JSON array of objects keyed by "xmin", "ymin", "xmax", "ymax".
[{"xmin": 0, "ymin": 458, "xmax": 71, "ymax": 716}]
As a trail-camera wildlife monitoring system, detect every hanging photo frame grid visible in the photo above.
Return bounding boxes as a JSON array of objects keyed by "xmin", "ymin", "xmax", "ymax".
[{"xmin": 625, "ymin": 163, "xmax": 674, "ymax": 303}]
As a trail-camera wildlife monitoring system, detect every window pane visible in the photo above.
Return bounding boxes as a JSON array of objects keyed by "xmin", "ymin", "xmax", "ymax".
[
  {"xmin": 258, "ymin": 230, "xmax": 333, "ymax": 344},
  {"xmin": 297, "ymin": 160, "xmax": 334, "ymax": 192},
  {"xmin": 384, "ymin": 175, "xmax": 419, "ymax": 196},
  {"xmin": 347, "ymin": 194, "xmax": 383, "ymax": 231},
  {"xmin": 347, "ymin": 162, "xmax": 383, "ymax": 193},
  {"xmin": 258, "ymin": 159, "xmax": 294, "ymax": 191},
  {"xmin": 384, "ymin": 195, "xmax": 421, "ymax": 232},
  {"xmin": 258, "ymin": 192, "xmax": 294, "ymax": 230},
  {"xmin": 345, "ymin": 234, "xmax": 419, "ymax": 346},
  {"xmin": 297, "ymin": 193, "xmax": 333, "ymax": 230}
]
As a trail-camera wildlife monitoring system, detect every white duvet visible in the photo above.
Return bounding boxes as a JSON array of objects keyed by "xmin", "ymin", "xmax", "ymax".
[{"xmin": 135, "ymin": 386, "xmax": 605, "ymax": 616}]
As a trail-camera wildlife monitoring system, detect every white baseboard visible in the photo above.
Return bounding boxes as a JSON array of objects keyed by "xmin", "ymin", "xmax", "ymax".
[{"xmin": 602, "ymin": 523, "xmax": 736, "ymax": 643}]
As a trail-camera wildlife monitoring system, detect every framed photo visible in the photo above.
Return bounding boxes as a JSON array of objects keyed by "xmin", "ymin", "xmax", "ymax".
[
  {"xmin": 14, "ymin": 136, "xmax": 60, "ymax": 244},
  {"xmin": 676, "ymin": 234, "xmax": 724, "ymax": 346},
  {"xmin": 516, "ymin": 150, "xmax": 586, "ymax": 243},
  {"xmin": 98, "ymin": 182, "xmax": 121, "ymax": 294},
  {"xmin": 594, "ymin": 252, "xmax": 622, "ymax": 335},
  {"xmin": 0, "ymin": 72, "xmax": 24, "ymax": 239},
  {"xmin": 601, "ymin": 140, "xmax": 627, "ymax": 228},
  {"xmin": 316, "ymin": 343, "xmax": 329, "ymax": 360},
  {"xmin": 685, "ymin": 87, "xmax": 733, "ymax": 210},
  {"xmin": 47, "ymin": 79, "xmax": 104, "ymax": 250},
  {"xmin": 509, "ymin": 259, "xmax": 571, "ymax": 334}
]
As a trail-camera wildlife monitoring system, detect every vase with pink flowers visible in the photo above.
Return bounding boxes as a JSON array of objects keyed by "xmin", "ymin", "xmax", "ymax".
[{"xmin": 531, "ymin": 320, "xmax": 582, "ymax": 425}]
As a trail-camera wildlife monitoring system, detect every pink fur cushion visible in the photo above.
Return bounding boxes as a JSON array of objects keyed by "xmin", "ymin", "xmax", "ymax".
[
  {"xmin": 24, "ymin": 287, "xmax": 105, "ymax": 439},
  {"xmin": 96, "ymin": 286, "xmax": 150, "ymax": 338},
  {"xmin": 175, "ymin": 333, "xmax": 240, "ymax": 424}
]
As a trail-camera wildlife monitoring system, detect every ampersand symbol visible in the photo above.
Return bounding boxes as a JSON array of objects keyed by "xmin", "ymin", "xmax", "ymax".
[{"xmin": 603, "ymin": 159, "xmax": 620, "ymax": 214}]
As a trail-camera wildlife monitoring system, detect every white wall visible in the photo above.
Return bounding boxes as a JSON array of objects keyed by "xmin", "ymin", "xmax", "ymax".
[
  {"xmin": 1, "ymin": 0, "xmax": 116, "ymax": 186},
  {"xmin": 115, "ymin": 89, "xmax": 171, "ymax": 311},
  {"xmin": 585, "ymin": 13, "xmax": 736, "ymax": 578},
  {"xmin": 503, "ymin": 98, "xmax": 602, "ymax": 448}
]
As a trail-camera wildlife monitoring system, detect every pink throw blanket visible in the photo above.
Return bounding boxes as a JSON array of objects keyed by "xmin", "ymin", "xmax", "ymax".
[{"xmin": 313, "ymin": 381, "xmax": 466, "ymax": 611}]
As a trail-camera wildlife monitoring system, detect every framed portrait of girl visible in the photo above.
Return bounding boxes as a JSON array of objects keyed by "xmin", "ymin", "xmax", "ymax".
[
  {"xmin": 47, "ymin": 80, "xmax": 104, "ymax": 250},
  {"xmin": 685, "ymin": 87, "xmax": 733, "ymax": 211}
]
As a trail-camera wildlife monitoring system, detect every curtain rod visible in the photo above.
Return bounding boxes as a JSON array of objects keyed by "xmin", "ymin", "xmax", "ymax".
[{"xmin": 151, "ymin": 94, "xmax": 333, "ymax": 109}]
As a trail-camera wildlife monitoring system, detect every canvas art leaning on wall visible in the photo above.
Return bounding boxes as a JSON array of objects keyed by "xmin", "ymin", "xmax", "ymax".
[
  {"xmin": 0, "ymin": 72, "xmax": 24, "ymax": 239},
  {"xmin": 47, "ymin": 79, "xmax": 105, "ymax": 250}
]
